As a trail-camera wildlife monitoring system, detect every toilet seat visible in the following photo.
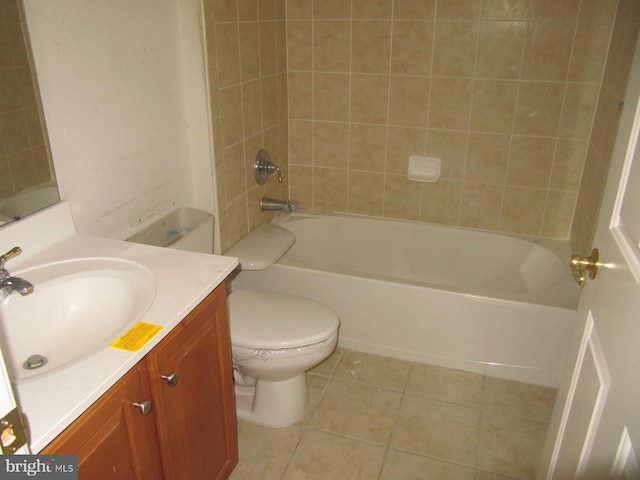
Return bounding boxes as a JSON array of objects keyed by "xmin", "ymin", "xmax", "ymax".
[{"xmin": 229, "ymin": 290, "xmax": 339, "ymax": 349}]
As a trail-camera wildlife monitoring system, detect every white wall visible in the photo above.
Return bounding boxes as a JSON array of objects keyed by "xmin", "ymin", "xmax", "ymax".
[{"xmin": 23, "ymin": 0, "xmax": 216, "ymax": 240}]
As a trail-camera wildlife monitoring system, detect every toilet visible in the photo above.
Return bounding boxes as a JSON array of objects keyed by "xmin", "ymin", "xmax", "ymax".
[
  {"xmin": 215, "ymin": 223, "xmax": 339, "ymax": 427},
  {"xmin": 129, "ymin": 209, "xmax": 338, "ymax": 427}
]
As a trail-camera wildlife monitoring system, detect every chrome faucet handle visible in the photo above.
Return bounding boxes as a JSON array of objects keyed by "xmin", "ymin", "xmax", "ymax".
[
  {"xmin": 0, "ymin": 247, "xmax": 22, "ymax": 277},
  {"xmin": 254, "ymin": 149, "xmax": 283, "ymax": 184}
]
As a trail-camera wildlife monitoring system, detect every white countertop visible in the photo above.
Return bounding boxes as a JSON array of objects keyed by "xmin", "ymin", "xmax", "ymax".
[{"xmin": 0, "ymin": 203, "xmax": 238, "ymax": 452}]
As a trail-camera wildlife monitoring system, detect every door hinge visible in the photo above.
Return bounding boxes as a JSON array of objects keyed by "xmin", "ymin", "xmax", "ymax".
[{"xmin": 0, "ymin": 407, "xmax": 28, "ymax": 454}]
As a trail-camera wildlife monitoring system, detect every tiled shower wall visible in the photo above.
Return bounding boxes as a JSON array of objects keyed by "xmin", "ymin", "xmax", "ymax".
[
  {"xmin": 204, "ymin": 0, "xmax": 289, "ymax": 252},
  {"xmin": 570, "ymin": 0, "xmax": 640, "ymax": 254},
  {"xmin": 0, "ymin": 0, "xmax": 53, "ymax": 198},
  {"xmin": 286, "ymin": 0, "xmax": 618, "ymax": 239},
  {"xmin": 206, "ymin": 0, "xmax": 639, "ymax": 251}
]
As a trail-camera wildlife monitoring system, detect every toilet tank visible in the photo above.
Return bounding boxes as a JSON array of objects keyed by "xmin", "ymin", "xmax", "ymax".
[{"xmin": 127, "ymin": 208, "xmax": 214, "ymax": 254}]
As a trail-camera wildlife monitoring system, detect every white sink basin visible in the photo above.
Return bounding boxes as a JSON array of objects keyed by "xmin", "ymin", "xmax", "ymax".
[{"xmin": 0, "ymin": 257, "xmax": 156, "ymax": 382}]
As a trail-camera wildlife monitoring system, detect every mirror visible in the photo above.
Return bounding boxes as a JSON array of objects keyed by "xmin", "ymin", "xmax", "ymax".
[{"xmin": 0, "ymin": 0, "xmax": 58, "ymax": 226}]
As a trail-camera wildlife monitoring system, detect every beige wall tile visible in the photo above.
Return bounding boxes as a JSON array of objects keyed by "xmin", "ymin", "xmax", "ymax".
[
  {"xmin": 521, "ymin": 22, "xmax": 574, "ymax": 81},
  {"xmin": 353, "ymin": 0, "xmax": 393, "ymax": 20},
  {"xmin": 313, "ymin": 0, "xmax": 351, "ymax": 19},
  {"xmin": 569, "ymin": 22, "xmax": 613, "ymax": 82},
  {"xmin": 314, "ymin": 121, "xmax": 349, "ymax": 168},
  {"xmin": 559, "ymin": 82, "xmax": 600, "ymax": 139},
  {"xmin": 428, "ymin": 77, "xmax": 473, "ymax": 130},
  {"xmin": 289, "ymin": 120, "xmax": 313, "ymax": 165},
  {"xmin": 436, "ymin": 0, "xmax": 482, "ymax": 20},
  {"xmin": 432, "ymin": 21, "xmax": 479, "ymax": 77},
  {"xmin": 393, "ymin": 0, "xmax": 436, "ymax": 19},
  {"xmin": 313, "ymin": 21, "xmax": 351, "ymax": 72},
  {"xmin": 500, "ymin": 186, "xmax": 546, "ymax": 235},
  {"xmin": 289, "ymin": 164, "xmax": 313, "ymax": 207},
  {"xmin": 542, "ymin": 190, "xmax": 576, "ymax": 238},
  {"xmin": 239, "ymin": 23, "xmax": 261, "ymax": 81},
  {"xmin": 389, "ymin": 75, "xmax": 430, "ymax": 127},
  {"xmin": 259, "ymin": 21, "xmax": 278, "ymax": 76},
  {"xmin": 470, "ymin": 79, "xmax": 518, "ymax": 133},
  {"xmin": 481, "ymin": 0, "xmax": 530, "ymax": 20},
  {"xmin": 313, "ymin": 167, "xmax": 348, "ymax": 211},
  {"xmin": 261, "ymin": 75, "xmax": 280, "ymax": 129},
  {"xmin": 551, "ymin": 139, "xmax": 587, "ymax": 191},
  {"xmin": 391, "ymin": 21, "xmax": 433, "ymax": 76},
  {"xmin": 476, "ymin": 21, "xmax": 526, "ymax": 79},
  {"xmin": 313, "ymin": 73, "xmax": 350, "ymax": 121},
  {"xmin": 286, "ymin": 21, "xmax": 312, "ymax": 71},
  {"xmin": 513, "ymin": 81, "xmax": 564, "ymax": 136},
  {"xmin": 348, "ymin": 171, "xmax": 385, "ymax": 216},
  {"xmin": 349, "ymin": 124, "xmax": 387, "ymax": 172},
  {"xmin": 579, "ymin": 0, "xmax": 618, "ymax": 22},
  {"xmin": 215, "ymin": 23, "xmax": 241, "ymax": 87},
  {"xmin": 459, "ymin": 182, "xmax": 502, "ymax": 230},
  {"xmin": 507, "ymin": 135, "xmax": 555, "ymax": 188},
  {"xmin": 219, "ymin": 85, "xmax": 244, "ymax": 147},
  {"xmin": 386, "ymin": 126, "xmax": 426, "ymax": 174},
  {"xmin": 287, "ymin": 72, "xmax": 313, "ymax": 119},
  {"xmin": 426, "ymin": 129, "xmax": 467, "ymax": 180},
  {"xmin": 383, "ymin": 174, "xmax": 422, "ymax": 220},
  {"xmin": 351, "ymin": 21, "xmax": 392, "ymax": 74},
  {"xmin": 350, "ymin": 74, "xmax": 390, "ymax": 124},
  {"xmin": 465, "ymin": 133, "xmax": 510, "ymax": 184},
  {"xmin": 238, "ymin": 0, "xmax": 258, "ymax": 21},
  {"xmin": 286, "ymin": 0, "xmax": 311, "ymax": 19},
  {"xmin": 421, "ymin": 180, "xmax": 463, "ymax": 225},
  {"xmin": 242, "ymin": 80, "xmax": 263, "ymax": 137},
  {"xmin": 529, "ymin": 0, "xmax": 580, "ymax": 21}
]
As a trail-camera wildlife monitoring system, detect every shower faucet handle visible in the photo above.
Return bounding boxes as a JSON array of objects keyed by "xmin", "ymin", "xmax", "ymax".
[{"xmin": 254, "ymin": 149, "xmax": 283, "ymax": 184}]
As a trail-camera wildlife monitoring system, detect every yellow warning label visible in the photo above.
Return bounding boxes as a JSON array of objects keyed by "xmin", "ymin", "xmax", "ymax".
[{"xmin": 110, "ymin": 322, "xmax": 164, "ymax": 352}]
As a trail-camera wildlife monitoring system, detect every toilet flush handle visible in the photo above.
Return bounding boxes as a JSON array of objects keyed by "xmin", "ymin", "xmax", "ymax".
[{"xmin": 160, "ymin": 372, "xmax": 179, "ymax": 387}]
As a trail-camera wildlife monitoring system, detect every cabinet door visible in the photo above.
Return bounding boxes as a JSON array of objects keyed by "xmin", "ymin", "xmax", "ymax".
[
  {"xmin": 147, "ymin": 283, "xmax": 238, "ymax": 480},
  {"xmin": 42, "ymin": 363, "xmax": 164, "ymax": 479}
]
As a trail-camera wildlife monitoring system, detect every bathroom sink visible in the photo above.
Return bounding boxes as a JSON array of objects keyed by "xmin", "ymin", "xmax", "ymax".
[{"xmin": 0, "ymin": 257, "xmax": 156, "ymax": 382}]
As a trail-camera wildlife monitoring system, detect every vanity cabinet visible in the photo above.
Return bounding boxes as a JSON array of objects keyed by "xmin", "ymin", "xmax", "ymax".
[{"xmin": 42, "ymin": 283, "xmax": 238, "ymax": 479}]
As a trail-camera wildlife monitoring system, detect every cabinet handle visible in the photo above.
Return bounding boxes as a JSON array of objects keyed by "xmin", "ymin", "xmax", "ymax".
[
  {"xmin": 132, "ymin": 400, "xmax": 153, "ymax": 415},
  {"xmin": 160, "ymin": 372, "xmax": 179, "ymax": 387}
]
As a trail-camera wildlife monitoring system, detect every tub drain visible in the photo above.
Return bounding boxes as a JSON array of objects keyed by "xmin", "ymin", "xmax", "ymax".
[{"xmin": 23, "ymin": 354, "xmax": 48, "ymax": 370}]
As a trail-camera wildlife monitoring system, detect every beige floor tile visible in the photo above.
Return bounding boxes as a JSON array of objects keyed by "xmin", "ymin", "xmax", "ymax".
[
  {"xmin": 391, "ymin": 394, "xmax": 480, "ymax": 466},
  {"xmin": 477, "ymin": 470, "xmax": 523, "ymax": 479},
  {"xmin": 478, "ymin": 412, "xmax": 549, "ymax": 479},
  {"xmin": 310, "ymin": 346, "xmax": 344, "ymax": 376},
  {"xmin": 405, "ymin": 362, "xmax": 484, "ymax": 407},
  {"xmin": 333, "ymin": 350, "xmax": 413, "ymax": 391},
  {"xmin": 229, "ymin": 420, "xmax": 304, "ymax": 480},
  {"xmin": 482, "ymin": 376, "xmax": 557, "ymax": 421},
  {"xmin": 379, "ymin": 449, "xmax": 476, "ymax": 480},
  {"xmin": 310, "ymin": 378, "xmax": 401, "ymax": 444},
  {"xmin": 297, "ymin": 373, "xmax": 330, "ymax": 425},
  {"xmin": 281, "ymin": 429, "xmax": 386, "ymax": 480}
]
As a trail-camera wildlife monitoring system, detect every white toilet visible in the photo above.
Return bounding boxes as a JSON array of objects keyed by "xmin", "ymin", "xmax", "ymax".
[
  {"xmin": 130, "ymin": 210, "xmax": 338, "ymax": 427},
  {"xmin": 223, "ymin": 224, "xmax": 340, "ymax": 427}
]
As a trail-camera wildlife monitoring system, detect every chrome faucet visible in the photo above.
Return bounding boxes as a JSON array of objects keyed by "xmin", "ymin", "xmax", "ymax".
[
  {"xmin": 260, "ymin": 197, "xmax": 298, "ymax": 213},
  {"xmin": 0, "ymin": 247, "xmax": 34, "ymax": 297}
]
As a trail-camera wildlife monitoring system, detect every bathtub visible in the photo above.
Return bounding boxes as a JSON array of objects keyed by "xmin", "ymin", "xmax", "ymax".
[{"xmin": 231, "ymin": 211, "xmax": 580, "ymax": 387}]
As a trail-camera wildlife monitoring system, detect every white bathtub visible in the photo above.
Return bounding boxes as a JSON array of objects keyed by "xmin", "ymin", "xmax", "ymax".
[{"xmin": 231, "ymin": 211, "xmax": 579, "ymax": 387}]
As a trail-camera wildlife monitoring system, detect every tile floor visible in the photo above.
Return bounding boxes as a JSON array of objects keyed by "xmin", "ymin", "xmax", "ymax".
[{"xmin": 229, "ymin": 348, "xmax": 557, "ymax": 480}]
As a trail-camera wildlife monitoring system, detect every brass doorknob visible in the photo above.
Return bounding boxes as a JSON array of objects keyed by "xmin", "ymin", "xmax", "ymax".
[{"xmin": 570, "ymin": 248, "xmax": 599, "ymax": 287}]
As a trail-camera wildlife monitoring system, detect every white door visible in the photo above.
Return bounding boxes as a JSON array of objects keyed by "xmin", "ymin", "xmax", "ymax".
[{"xmin": 539, "ymin": 34, "xmax": 640, "ymax": 479}]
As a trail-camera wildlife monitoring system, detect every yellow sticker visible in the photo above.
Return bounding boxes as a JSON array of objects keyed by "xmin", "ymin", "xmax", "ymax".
[{"xmin": 110, "ymin": 322, "xmax": 164, "ymax": 352}]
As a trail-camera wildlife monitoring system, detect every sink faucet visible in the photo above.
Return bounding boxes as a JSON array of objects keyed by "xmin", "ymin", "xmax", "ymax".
[
  {"xmin": 0, "ymin": 247, "xmax": 34, "ymax": 297},
  {"xmin": 260, "ymin": 197, "xmax": 298, "ymax": 213}
]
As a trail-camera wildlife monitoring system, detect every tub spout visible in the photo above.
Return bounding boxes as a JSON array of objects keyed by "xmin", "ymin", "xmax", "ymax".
[{"xmin": 260, "ymin": 197, "xmax": 298, "ymax": 213}]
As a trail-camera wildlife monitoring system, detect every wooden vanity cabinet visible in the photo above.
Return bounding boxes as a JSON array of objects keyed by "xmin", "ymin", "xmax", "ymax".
[
  {"xmin": 42, "ymin": 283, "xmax": 238, "ymax": 480},
  {"xmin": 147, "ymin": 281, "xmax": 238, "ymax": 479},
  {"xmin": 41, "ymin": 361, "xmax": 164, "ymax": 479}
]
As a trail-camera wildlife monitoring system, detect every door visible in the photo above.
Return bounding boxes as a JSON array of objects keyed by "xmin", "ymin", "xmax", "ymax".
[{"xmin": 539, "ymin": 33, "xmax": 640, "ymax": 479}]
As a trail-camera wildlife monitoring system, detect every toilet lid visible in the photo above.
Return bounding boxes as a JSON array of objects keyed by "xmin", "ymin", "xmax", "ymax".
[{"xmin": 228, "ymin": 290, "xmax": 339, "ymax": 349}]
